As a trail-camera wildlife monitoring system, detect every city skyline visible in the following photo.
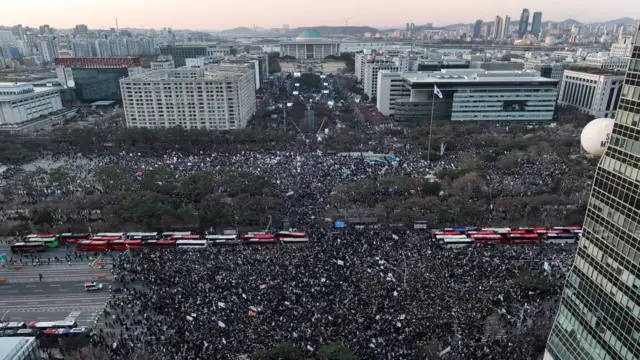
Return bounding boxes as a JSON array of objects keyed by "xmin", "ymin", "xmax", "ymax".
[{"xmin": 4, "ymin": 0, "xmax": 640, "ymax": 31}]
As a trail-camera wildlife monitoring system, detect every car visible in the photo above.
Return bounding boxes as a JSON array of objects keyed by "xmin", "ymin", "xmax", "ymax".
[{"xmin": 84, "ymin": 282, "xmax": 103, "ymax": 291}]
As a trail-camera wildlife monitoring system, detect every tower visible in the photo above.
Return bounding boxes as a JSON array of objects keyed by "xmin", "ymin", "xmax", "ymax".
[
  {"xmin": 545, "ymin": 22, "xmax": 640, "ymax": 360},
  {"xmin": 518, "ymin": 8, "xmax": 530, "ymax": 37}
]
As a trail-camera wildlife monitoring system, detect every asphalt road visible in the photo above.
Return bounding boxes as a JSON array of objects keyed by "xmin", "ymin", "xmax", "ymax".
[{"xmin": 0, "ymin": 245, "xmax": 113, "ymax": 328}]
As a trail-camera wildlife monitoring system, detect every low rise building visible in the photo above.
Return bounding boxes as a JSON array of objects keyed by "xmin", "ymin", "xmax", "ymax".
[
  {"xmin": 150, "ymin": 56, "xmax": 175, "ymax": 70},
  {"xmin": 579, "ymin": 53, "xmax": 629, "ymax": 70},
  {"xmin": 557, "ymin": 68, "xmax": 625, "ymax": 118},
  {"xmin": 120, "ymin": 64, "xmax": 256, "ymax": 130},
  {"xmin": 0, "ymin": 82, "xmax": 64, "ymax": 131},
  {"xmin": 376, "ymin": 69, "xmax": 558, "ymax": 122}
]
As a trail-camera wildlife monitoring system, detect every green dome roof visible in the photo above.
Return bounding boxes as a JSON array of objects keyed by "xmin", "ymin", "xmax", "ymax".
[{"xmin": 297, "ymin": 29, "xmax": 323, "ymax": 39}]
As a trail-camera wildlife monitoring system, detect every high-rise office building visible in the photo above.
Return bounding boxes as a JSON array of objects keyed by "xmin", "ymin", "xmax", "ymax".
[
  {"xmin": 484, "ymin": 23, "xmax": 493, "ymax": 39},
  {"xmin": 544, "ymin": 23, "xmax": 640, "ymax": 360},
  {"xmin": 531, "ymin": 12, "xmax": 543, "ymax": 37},
  {"xmin": 159, "ymin": 44, "xmax": 207, "ymax": 67},
  {"xmin": 503, "ymin": 15, "xmax": 511, "ymax": 39},
  {"xmin": 473, "ymin": 20, "xmax": 483, "ymax": 39},
  {"xmin": 494, "ymin": 16, "xmax": 504, "ymax": 39},
  {"xmin": 518, "ymin": 8, "xmax": 530, "ymax": 37}
]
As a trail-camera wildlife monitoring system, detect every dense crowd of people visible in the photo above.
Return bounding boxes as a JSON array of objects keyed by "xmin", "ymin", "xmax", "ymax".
[
  {"xmin": 0, "ymin": 73, "xmax": 592, "ymax": 359},
  {"xmin": 92, "ymin": 230, "xmax": 575, "ymax": 359}
]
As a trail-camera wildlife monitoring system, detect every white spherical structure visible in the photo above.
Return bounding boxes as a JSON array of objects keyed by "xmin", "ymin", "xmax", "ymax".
[{"xmin": 580, "ymin": 118, "xmax": 614, "ymax": 156}]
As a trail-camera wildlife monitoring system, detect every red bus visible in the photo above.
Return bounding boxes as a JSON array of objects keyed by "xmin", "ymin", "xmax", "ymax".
[
  {"xmin": 508, "ymin": 230, "xmax": 528, "ymax": 235},
  {"xmin": 156, "ymin": 240, "xmax": 177, "ymax": 248},
  {"xmin": 58, "ymin": 233, "xmax": 91, "ymax": 244},
  {"xmin": 76, "ymin": 240, "xmax": 109, "ymax": 252},
  {"xmin": 240, "ymin": 233, "xmax": 274, "ymax": 240},
  {"xmin": 123, "ymin": 240, "xmax": 142, "ymax": 249},
  {"xmin": 90, "ymin": 236, "xmax": 121, "ymax": 241},
  {"xmin": 170, "ymin": 235, "xmax": 201, "ymax": 240},
  {"xmin": 11, "ymin": 242, "xmax": 46, "ymax": 254},
  {"xmin": 275, "ymin": 231, "xmax": 307, "ymax": 240},
  {"xmin": 109, "ymin": 240, "xmax": 142, "ymax": 251},
  {"xmin": 470, "ymin": 234, "xmax": 503, "ymax": 244},
  {"xmin": 109, "ymin": 240, "xmax": 127, "ymax": 251},
  {"xmin": 467, "ymin": 230, "xmax": 497, "ymax": 235},
  {"xmin": 504, "ymin": 233, "xmax": 540, "ymax": 245}
]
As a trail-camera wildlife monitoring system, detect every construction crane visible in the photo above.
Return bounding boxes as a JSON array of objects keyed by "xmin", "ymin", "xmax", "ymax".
[{"xmin": 344, "ymin": 17, "xmax": 355, "ymax": 26}]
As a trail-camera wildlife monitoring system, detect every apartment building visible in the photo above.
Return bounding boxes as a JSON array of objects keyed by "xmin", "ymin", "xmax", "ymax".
[{"xmin": 120, "ymin": 64, "xmax": 256, "ymax": 130}]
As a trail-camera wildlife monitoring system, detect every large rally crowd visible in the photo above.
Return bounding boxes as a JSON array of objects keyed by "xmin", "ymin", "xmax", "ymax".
[
  {"xmin": 0, "ymin": 95, "xmax": 590, "ymax": 359},
  {"xmin": 92, "ymin": 228, "xmax": 574, "ymax": 359}
]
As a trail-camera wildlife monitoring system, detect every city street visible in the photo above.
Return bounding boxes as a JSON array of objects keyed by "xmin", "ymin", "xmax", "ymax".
[{"xmin": 0, "ymin": 244, "xmax": 113, "ymax": 328}]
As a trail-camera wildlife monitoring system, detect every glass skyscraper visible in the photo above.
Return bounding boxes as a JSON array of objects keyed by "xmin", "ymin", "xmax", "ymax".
[{"xmin": 545, "ymin": 23, "xmax": 640, "ymax": 360}]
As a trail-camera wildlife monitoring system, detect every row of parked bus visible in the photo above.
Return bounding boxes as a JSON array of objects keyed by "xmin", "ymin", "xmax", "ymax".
[
  {"xmin": 10, "ymin": 231, "xmax": 310, "ymax": 253},
  {"xmin": 431, "ymin": 226, "xmax": 582, "ymax": 247},
  {"xmin": 0, "ymin": 321, "xmax": 93, "ymax": 348}
]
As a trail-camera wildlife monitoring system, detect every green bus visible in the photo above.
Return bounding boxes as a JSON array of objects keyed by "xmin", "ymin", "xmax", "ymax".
[{"xmin": 24, "ymin": 237, "xmax": 59, "ymax": 248}]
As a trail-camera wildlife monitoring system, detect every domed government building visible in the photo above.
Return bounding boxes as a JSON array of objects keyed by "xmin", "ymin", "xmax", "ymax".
[{"xmin": 279, "ymin": 29, "xmax": 340, "ymax": 61}]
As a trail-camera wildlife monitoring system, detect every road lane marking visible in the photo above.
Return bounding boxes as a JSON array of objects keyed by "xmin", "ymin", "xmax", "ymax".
[
  {"xmin": 1, "ymin": 286, "xmax": 11, "ymax": 288},
  {"xmin": 7, "ymin": 290, "xmax": 18, "ymax": 293},
  {"xmin": 25, "ymin": 285, "xmax": 37, "ymax": 288},
  {"xmin": 49, "ymin": 284, "xmax": 61, "ymax": 287}
]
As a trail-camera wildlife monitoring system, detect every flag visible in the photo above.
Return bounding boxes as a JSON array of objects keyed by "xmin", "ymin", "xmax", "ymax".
[
  {"xmin": 433, "ymin": 84, "xmax": 443, "ymax": 99},
  {"xmin": 544, "ymin": 262, "xmax": 552, "ymax": 273}
]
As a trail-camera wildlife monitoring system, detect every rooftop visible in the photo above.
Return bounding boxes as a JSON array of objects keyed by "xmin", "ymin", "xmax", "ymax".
[
  {"xmin": 402, "ymin": 69, "xmax": 557, "ymax": 84},
  {"xmin": 0, "ymin": 82, "xmax": 61, "ymax": 102},
  {"xmin": 122, "ymin": 65, "xmax": 252, "ymax": 82},
  {"xmin": 565, "ymin": 66, "xmax": 627, "ymax": 76}
]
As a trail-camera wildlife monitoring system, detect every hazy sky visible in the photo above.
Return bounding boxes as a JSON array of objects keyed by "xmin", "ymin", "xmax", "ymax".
[{"xmin": 5, "ymin": 0, "xmax": 639, "ymax": 30}]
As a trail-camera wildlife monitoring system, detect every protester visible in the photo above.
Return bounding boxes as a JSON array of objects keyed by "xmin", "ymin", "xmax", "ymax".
[{"xmin": 90, "ymin": 229, "xmax": 574, "ymax": 360}]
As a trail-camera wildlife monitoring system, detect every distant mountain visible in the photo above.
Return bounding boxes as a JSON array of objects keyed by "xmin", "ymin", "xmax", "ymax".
[
  {"xmin": 597, "ymin": 17, "xmax": 638, "ymax": 26},
  {"xmin": 286, "ymin": 26, "xmax": 379, "ymax": 36},
  {"xmin": 219, "ymin": 27, "xmax": 255, "ymax": 35}
]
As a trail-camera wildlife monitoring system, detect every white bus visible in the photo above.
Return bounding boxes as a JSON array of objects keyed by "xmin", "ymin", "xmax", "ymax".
[
  {"xmin": 96, "ymin": 232, "xmax": 125, "ymax": 239},
  {"xmin": 125, "ymin": 232, "xmax": 159, "ymax": 240},
  {"xmin": 481, "ymin": 228, "xmax": 511, "ymax": 234},
  {"xmin": 28, "ymin": 320, "xmax": 77, "ymax": 329},
  {"xmin": 205, "ymin": 234, "xmax": 240, "ymax": 245},
  {"xmin": 0, "ymin": 322, "xmax": 27, "ymax": 330},
  {"xmin": 175, "ymin": 240, "xmax": 208, "ymax": 249},
  {"xmin": 435, "ymin": 234, "xmax": 469, "ymax": 241},
  {"xmin": 543, "ymin": 233, "xmax": 577, "ymax": 245},
  {"xmin": 440, "ymin": 237, "xmax": 475, "ymax": 248},
  {"xmin": 162, "ymin": 231, "xmax": 192, "ymax": 239},
  {"xmin": 279, "ymin": 237, "xmax": 309, "ymax": 245}
]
